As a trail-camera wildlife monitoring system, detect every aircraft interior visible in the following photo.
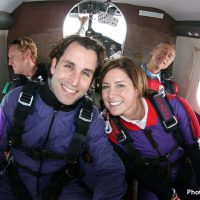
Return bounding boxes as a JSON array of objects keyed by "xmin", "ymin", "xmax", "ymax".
[
  {"xmin": 0, "ymin": 0, "xmax": 200, "ymax": 122},
  {"xmin": 0, "ymin": 1, "xmax": 200, "ymax": 200}
]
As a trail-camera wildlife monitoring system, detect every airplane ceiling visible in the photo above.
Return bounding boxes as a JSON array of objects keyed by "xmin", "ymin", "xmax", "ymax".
[
  {"xmin": 115, "ymin": 0, "xmax": 200, "ymax": 21},
  {"xmin": 0, "ymin": 0, "xmax": 200, "ymax": 21}
]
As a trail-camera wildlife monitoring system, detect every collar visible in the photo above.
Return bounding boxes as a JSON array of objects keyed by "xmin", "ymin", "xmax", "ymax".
[
  {"xmin": 39, "ymin": 80, "xmax": 83, "ymax": 111},
  {"xmin": 119, "ymin": 98, "xmax": 158, "ymax": 130},
  {"xmin": 120, "ymin": 97, "xmax": 148, "ymax": 129},
  {"xmin": 141, "ymin": 63, "xmax": 161, "ymax": 81}
]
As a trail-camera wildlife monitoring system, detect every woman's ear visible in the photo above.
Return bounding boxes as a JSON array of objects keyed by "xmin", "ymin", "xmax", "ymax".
[{"xmin": 50, "ymin": 58, "xmax": 57, "ymax": 75}]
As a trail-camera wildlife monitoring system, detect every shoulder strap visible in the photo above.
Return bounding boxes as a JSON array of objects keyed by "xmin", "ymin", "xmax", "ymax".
[
  {"xmin": 6, "ymin": 81, "xmax": 40, "ymax": 200},
  {"xmin": 150, "ymin": 93, "xmax": 183, "ymax": 146},
  {"xmin": 65, "ymin": 96, "xmax": 93, "ymax": 164},
  {"xmin": 11, "ymin": 81, "xmax": 40, "ymax": 147},
  {"xmin": 109, "ymin": 116, "xmax": 147, "ymax": 167},
  {"xmin": 150, "ymin": 93, "xmax": 178, "ymax": 131}
]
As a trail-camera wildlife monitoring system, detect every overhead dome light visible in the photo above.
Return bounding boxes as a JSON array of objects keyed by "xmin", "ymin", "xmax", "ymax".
[{"xmin": 139, "ymin": 10, "xmax": 164, "ymax": 19}]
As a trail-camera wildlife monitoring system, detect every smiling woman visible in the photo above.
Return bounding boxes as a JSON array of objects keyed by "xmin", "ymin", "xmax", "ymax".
[{"xmin": 99, "ymin": 56, "xmax": 200, "ymax": 200}]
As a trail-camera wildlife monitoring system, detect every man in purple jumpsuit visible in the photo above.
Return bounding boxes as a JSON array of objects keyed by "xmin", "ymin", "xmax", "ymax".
[{"xmin": 0, "ymin": 35, "xmax": 126, "ymax": 200}]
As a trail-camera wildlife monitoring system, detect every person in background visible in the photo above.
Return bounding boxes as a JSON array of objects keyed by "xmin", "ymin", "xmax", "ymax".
[
  {"xmin": 141, "ymin": 42, "xmax": 177, "ymax": 94},
  {"xmin": 77, "ymin": 16, "xmax": 88, "ymax": 36},
  {"xmin": 0, "ymin": 35, "xmax": 126, "ymax": 200},
  {"xmin": 2, "ymin": 36, "xmax": 48, "ymax": 95},
  {"xmin": 99, "ymin": 56, "xmax": 200, "ymax": 200}
]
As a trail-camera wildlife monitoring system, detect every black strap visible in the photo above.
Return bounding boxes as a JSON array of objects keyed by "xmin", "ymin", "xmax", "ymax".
[
  {"xmin": 7, "ymin": 81, "xmax": 39, "ymax": 200},
  {"xmin": 11, "ymin": 81, "xmax": 40, "ymax": 147},
  {"xmin": 7, "ymin": 161, "xmax": 32, "ymax": 200},
  {"xmin": 42, "ymin": 163, "xmax": 83, "ymax": 200},
  {"xmin": 110, "ymin": 116, "xmax": 147, "ymax": 168},
  {"xmin": 65, "ymin": 97, "xmax": 93, "ymax": 164},
  {"xmin": 144, "ymin": 129, "xmax": 162, "ymax": 156}
]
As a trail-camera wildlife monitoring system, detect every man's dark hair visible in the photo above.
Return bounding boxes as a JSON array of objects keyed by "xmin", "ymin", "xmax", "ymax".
[{"xmin": 49, "ymin": 34, "xmax": 105, "ymax": 79}]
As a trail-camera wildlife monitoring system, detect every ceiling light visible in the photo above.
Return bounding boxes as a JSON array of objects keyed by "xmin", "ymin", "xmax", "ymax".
[{"xmin": 139, "ymin": 10, "xmax": 164, "ymax": 19}]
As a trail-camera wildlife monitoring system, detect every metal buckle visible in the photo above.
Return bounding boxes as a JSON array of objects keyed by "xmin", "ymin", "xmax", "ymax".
[
  {"xmin": 163, "ymin": 116, "xmax": 178, "ymax": 129},
  {"xmin": 79, "ymin": 108, "xmax": 93, "ymax": 122},
  {"xmin": 162, "ymin": 72, "xmax": 173, "ymax": 80},
  {"xmin": 65, "ymin": 168, "xmax": 74, "ymax": 178},
  {"xmin": 117, "ymin": 130, "xmax": 127, "ymax": 143},
  {"xmin": 18, "ymin": 92, "xmax": 33, "ymax": 107},
  {"xmin": 153, "ymin": 92, "xmax": 165, "ymax": 99}
]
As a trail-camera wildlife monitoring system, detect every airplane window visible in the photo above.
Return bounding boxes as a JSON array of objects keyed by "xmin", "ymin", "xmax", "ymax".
[
  {"xmin": 184, "ymin": 45, "xmax": 200, "ymax": 113},
  {"xmin": 63, "ymin": 13, "xmax": 126, "ymax": 45},
  {"xmin": 63, "ymin": 0, "xmax": 127, "ymax": 59}
]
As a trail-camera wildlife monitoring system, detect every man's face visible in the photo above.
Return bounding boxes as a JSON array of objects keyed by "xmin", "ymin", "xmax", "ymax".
[
  {"xmin": 50, "ymin": 41, "xmax": 98, "ymax": 105},
  {"xmin": 150, "ymin": 44, "xmax": 175, "ymax": 71},
  {"xmin": 8, "ymin": 45, "xmax": 27, "ymax": 74}
]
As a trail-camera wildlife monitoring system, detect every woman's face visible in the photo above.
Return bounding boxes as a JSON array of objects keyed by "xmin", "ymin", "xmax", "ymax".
[{"xmin": 101, "ymin": 68, "xmax": 139, "ymax": 119}]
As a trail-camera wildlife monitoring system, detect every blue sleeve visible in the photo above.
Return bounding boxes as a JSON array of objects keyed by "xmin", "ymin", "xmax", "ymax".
[
  {"xmin": 171, "ymin": 97, "xmax": 200, "ymax": 185},
  {"xmin": 171, "ymin": 97, "xmax": 197, "ymax": 145},
  {"xmin": 85, "ymin": 109, "xmax": 127, "ymax": 200},
  {"xmin": 0, "ymin": 107, "xmax": 5, "ymax": 140},
  {"xmin": 0, "ymin": 96, "xmax": 10, "ymax": 170},
  {"xmin": 0, "ymin": 94, "xmax": 10, "ymax": 144},
  {"xmin": 0, "ymin": 91, "xmax": 18, "ymax": 164}
]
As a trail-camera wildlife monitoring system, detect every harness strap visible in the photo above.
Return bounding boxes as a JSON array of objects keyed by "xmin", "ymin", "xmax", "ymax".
[
  {"xmin": 110, "ymin": 116, "xmax": 147, "ymax": 167},
  {"xmin": 14, "ymin": 146, "xmax": 73, "ymax": 161},
  {"xmin": 152, "ymin": 93, "xmax": 178, "ymax": 131},
  {"xmin": 65, "ymin": 97, "xmax": 93, "ymax": 164},
  {"xmin": 150, "ymin": 93, "xmax": 184, "ymax": 146},
  {"xmin": 42, "ymin": 163, "xmax": 83, "ymax": 200},
  {"xmin": 7, "ymin": 160, "xmax": 32, "ymax": 200},
  {"xmin": 11, "ymin": 81, "xmax": 39, "ymax": 147},
  {"xmin": 144, "ymin": 129, "xmax": 162, "ymax": 156}
]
